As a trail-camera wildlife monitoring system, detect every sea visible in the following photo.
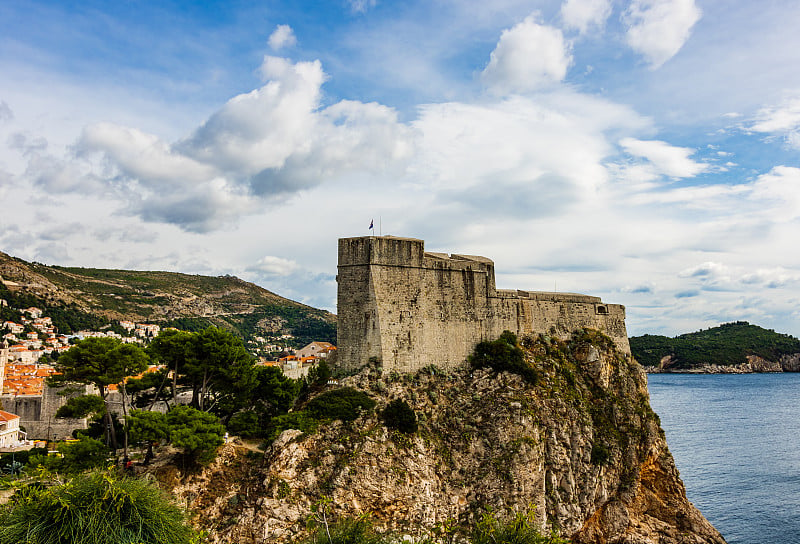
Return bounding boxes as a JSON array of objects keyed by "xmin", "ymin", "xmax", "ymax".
[{"xmin": 647, "ymin": 373, "xmax": 800, "ymax": 544}]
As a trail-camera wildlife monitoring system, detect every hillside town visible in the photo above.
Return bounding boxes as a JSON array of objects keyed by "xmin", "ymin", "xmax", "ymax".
[{"xmin": 0, "ymin": 297, "xmax": 335, "ymax": 449}]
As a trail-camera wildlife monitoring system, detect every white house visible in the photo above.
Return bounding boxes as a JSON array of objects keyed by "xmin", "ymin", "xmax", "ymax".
[
  {"xmin": 3, "ymin": 322, "xmax": 23, "ymax": 335},
  {"xmin": 0, "ymin": 410, "xmax": 22, "ymax": 448},
  {"xmin": 23, "ymin": 308, "xmax": 42, "ymax": 319},
  {"xmin": 296, "ymin": 341, "xmax": 336, "ymax": 359}
]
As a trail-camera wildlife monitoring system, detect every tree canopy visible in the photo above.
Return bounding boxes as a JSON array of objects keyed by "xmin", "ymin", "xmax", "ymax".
[
  {"xmin": 166, "ymin": 405, "xmax": 225, "ymax": 465},
  {"xmin": 54, "ymin": 337, "xmax": 149, "ymax": 391},
  {"xmin": 53, "ymin": 338, "xmax": 149, "ymax": 449},
  {"xmin": 55, "ymin": 394, "xmax": 105, "ymax": 419},
  {"xmin": 630, "ymin": 321, "xmax": 800, "ymax": 368},
  {"xmin": 147, "ymin": 327, "xmax": 256, "ymax": 414}
]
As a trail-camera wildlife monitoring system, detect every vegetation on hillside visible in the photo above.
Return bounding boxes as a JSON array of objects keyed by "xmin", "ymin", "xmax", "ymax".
[
  {"xmin": 381, "ymin": 399, "xmax": 417, "ymax": 434},
  {"xmin": 630, "ymin": 321, "xmax": 800, "ymax": 368},
  {"xmin": 51, "ymin": 337, "xmax": 149, "ymax": 450},
  {"xmin": 51, "ymin": 328, "xmax": 358, "ymax": 462},
  {"xmin": 470, "ymin": 331, "xmax": 538, "ymax": 383},
  {"xmin": 267, "ymin": 387, "xmax": 377, "ymax": 441},
  {"xmin": 0, "ymin": 280, "xmax": 109, "ymax": 333},
  {"xmin": 0, "ymin": 251, "xmax": 336, "ymax": 344}
]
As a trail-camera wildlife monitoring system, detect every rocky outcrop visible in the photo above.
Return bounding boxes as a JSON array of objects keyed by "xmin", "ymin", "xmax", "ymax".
[
  {"xmin": 171, "ymin": 332, "xmax": 724, "ymax": 544},
  {"xmin": 778, "ymin": 353, "xmax": 800, "ymax": 372},
  {"xmin": 649, "ymin": 353, "xmax": 800, "ymax": 374}
]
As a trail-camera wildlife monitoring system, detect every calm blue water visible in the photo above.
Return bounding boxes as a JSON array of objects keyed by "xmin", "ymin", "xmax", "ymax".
[{"xmin": 647, "ymin": 373, "xmax": 800, "ymax": 544}]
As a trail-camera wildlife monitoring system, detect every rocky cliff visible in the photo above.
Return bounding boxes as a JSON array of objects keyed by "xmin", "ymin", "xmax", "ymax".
[{"xmin": 167, "ymin": 331, "xmax": 725, "ymax": 544}]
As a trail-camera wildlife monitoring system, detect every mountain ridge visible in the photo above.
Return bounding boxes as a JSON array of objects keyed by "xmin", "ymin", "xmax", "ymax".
[{"xmin": 0, "ymin": 250, "xmax": 335, "ymax": 345}]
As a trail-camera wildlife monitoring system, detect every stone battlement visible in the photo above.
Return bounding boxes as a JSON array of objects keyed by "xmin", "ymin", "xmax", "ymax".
[{"xmin": 337, "ymin": 236, "xmax": 629, "ymax": 373}]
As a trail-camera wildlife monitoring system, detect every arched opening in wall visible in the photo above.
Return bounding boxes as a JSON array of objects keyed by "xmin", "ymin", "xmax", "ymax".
[{"xmin": 595, "ymin": 305, "xmax": 608, "ymax": 315}]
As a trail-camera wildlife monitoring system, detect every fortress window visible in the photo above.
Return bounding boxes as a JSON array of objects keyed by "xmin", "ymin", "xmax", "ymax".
[{"xmin": 596, "ymin": 305, "xmax": 608, "ymax": 315}]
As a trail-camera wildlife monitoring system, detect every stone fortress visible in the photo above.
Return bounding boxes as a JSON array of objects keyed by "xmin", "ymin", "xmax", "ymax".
[{"xmin": 337, "ymin": 236, "xmax": 630, "ymax": 374}]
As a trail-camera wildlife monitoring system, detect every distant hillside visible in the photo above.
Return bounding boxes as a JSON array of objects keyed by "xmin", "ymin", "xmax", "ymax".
[
  {"xmin": 631, "ymin": 321, "xmax": 800, "ymax": 371},
  {"xmin": 0, "ymin": 251, "xmax": 335, "ymax": 346}
]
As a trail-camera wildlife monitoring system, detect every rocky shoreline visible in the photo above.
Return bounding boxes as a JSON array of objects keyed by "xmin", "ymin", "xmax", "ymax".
[{"xmin": 644, "ymin": 353, "xmax": 800, "ymax": 374}]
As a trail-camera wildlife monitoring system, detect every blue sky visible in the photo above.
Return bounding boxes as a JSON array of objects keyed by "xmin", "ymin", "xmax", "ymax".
[{"xmin": 2, "ymin": 0, "xmax": 800, "ymax": 338}]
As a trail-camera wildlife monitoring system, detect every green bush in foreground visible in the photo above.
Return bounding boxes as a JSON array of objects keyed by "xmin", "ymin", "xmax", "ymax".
[
  {"xmin": 295, "ymin": 510, "xmax": 568, "ymax": 544},
  {"xmin": 472, "ymin": 510, "xmax": 570, "ymax": 544},
  {"xmin": 300, "ymin": 516, "xmax": 391, "ymax": 544},
  {"xmin": 0, "ymin": 471, "xmax": 200, "ymax": 544}
]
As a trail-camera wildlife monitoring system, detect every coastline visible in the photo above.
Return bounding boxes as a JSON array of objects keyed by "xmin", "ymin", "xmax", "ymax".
[{"xmin": 643, "ymin": 352, "xmax": 800, "ymax": 374}]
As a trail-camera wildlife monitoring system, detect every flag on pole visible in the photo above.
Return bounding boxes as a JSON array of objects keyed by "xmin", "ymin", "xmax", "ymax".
[{"xmin": 369, "ymin": 219, "xmax": 374, "ymax": 231}]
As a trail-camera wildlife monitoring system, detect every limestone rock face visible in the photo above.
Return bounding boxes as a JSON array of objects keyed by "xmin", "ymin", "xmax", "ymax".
[
  {"xmin": 176, "ymin": 333, "xmax": 725, "ymax": 544},
  {"xmin": 779, "ymin": 353, "xmax": 800, "ymax": 372}
]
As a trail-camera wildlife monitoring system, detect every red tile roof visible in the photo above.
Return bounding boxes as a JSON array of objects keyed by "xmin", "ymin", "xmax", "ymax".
[{"xmin": 0, "ymin": 410, "xmax": 20, "ymax": 422}]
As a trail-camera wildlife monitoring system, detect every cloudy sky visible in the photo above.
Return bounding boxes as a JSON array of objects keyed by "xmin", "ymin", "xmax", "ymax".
[{"xmin": 2, "ymin": 0, "xmax": 800, "ymax": 337}]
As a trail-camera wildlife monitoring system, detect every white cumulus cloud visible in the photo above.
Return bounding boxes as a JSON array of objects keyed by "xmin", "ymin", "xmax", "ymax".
[
  {"xmin": 268, "ymin": 24, "xmax": 296, "ymax": 50},
  {"xmin": 248, "ymin": 255, "xmax": 298, "ymax": 276},
  {"xmin": 620, "ymin": 137, "xmax": 708, "ymax": 178},
  {"xmin": 624, "ymin": 0, "xmax": 702, "ymax": 68},
  {"xmin": 750, "ymin": 95, "xmax": 800, "ymax": 149},
  {"xmin": 62, "ymin": 56, "xmax": 414, "ymax": 232},
  {"xmin": 481, "ymin": 14, "xmax": 572, "ymax": 94},
  {"xmin": 749, "ymin": 165, "xmax": 800, "ymax": 219},
  {"xmin": 561, "ymin": 0, "xmax": 612, "ymax": 34}
]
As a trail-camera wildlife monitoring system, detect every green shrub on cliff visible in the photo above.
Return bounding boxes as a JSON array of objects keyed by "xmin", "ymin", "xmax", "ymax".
[
  {"xmin": 267, "ymin": 411, "xmax": 321, "ymax": 441},
  {"xmin": 470, "ymin": 331, "xmax": 538, "ymax": 384},
  {"xmin": 381, "ymin": 399, "xmax": 417, "ymax": 433},
  {"xmin": 266, "ymin": 387, "xmax": 375, "ymax": 442},
  {"xmin": 306, "ymin": 387, "xmax": 376, "ymax": 422}
]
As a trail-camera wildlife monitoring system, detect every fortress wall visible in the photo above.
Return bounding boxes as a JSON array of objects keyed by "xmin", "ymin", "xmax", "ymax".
[
  {"xmin": 523, "ymin": 297, "xmax": 630, "ymax": 354},
  {"xmin": 1, "ymin": 395, "xmax": 40, "ymax": 422},
  {"xmin": 1, "ymin": 383, "xmax": 90, "ymax": 440},
  {"xmin": 337, "ymin": 236, "xmax": 630, "ymax": 374},
  {"xmin": 414, "ymin": 254, "xmax": 496, "ymax": 371},
  {"xmin": 369, "ymin": 263, "xmax": 426, "ymax": 373}
]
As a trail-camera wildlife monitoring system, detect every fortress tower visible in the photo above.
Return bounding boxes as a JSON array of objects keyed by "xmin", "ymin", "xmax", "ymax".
[{"xmin": 337, "ymin": 236, "xmax": 629, "ymax": 374}]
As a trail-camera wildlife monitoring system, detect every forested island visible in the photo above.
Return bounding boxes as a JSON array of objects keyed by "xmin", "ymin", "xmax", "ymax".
[{"xmin": 630, "ymin": 321, "xmax": 800, "ymax": 373}]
